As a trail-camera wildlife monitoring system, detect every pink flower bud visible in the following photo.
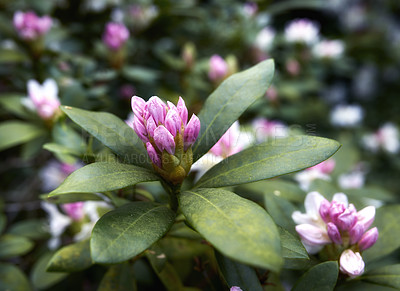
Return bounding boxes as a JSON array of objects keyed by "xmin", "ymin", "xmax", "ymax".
[
  {"xmin": 61, "ymin": 202, "xmax": 85, "ymax": 221},
  {"xmin": 358, "ymin": 227, "xmax": 379, "ymax": 251},
  {"xmin": 339, "ymin": 249, "xmax": 365, "ymax": 277},
  {"xmin": 177, "ymin": 96, "xmax": 188, "ymax": 125},
  {"xmin": 102, "ymin": 22, "xmax": 130, "ymax": 51},
  {"xmin": 146, "ymin": 116, "xmax": 157, "ymax": 138},
  {"xmin": 131, "ymin": 96, "xmax": 146, "ymax": 117},
  {"xmin": 133, "ymin": 115, "xmax": 148, "ymax": 143},
  {"xmin": 327, "ymin": 222, "xmax": 342, "ymax": 244},
  {"xmin": 329, "ymin": 201, "xmax": 346, "ymax": 224},
  {"xmin": 154, "ymin": 125, "xmax": 175, "ymax": 155},
  {"xmin": 295, "ymin": 224, "xmax": 331, "ymax": 245},
  {"xmin": 13, "ymin": 11, "xmax": 52, "ymax": 40},
  {"xmin": 356, "ymin": 206, "xmax": 375, "ymax": 230},
  {"xmin": 146, "ymin": 142, "xmax": 161, "ymax": 168},
  {"xmin": 183, "ymin": 114, "xmax": 200, "ymax": 150},
  {"xmin": 165, "ymin": 107, "xmax": 182, "ymax": 136},
  {"xmin": 349, "ymin": 222, "xmax": 365, "ymax": 245},
  {"xmin": 336, "ymin": 209, "xmax": 357, "ymax": 231},
  {"xmin": 319, "ymin": 199, "xmax": 331, "ymax": 223},
  {"xmin": 208, "ymin": 54, "xmax": 228, "ymax": 81},
  {"xmin": 147, "ymin": 96, "xmax": 166, "ymax": 125}
]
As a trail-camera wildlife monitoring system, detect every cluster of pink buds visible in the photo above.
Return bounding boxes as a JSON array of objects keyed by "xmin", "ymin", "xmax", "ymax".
[
  {"xmin": 13, "ymin": 11, "xmax": 52, "ymax": 41},
  {"xmin": 293, "ymin": 192, "xmax": 378, "ymax": 277},
  {"xmin": 131, "ymin": 96, "xmax": 200, "ymax": 184},
  {"xmin": 102, "ymin": 22, "xmax": 130, "ymax": 51},
  {"xmin": 208, "ymin": 55, "xmax": 228, "ymax": 82}
]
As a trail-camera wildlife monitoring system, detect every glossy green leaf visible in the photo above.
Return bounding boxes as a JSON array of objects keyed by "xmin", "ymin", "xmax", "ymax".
[
  {"xmin": 178, "ymin": 188, "xmax": 283, "ymax": 272},
  {"xmin": 0, "ymin": 234, "xmax": 34, "ymax": 259},
  {"xmin": 279, "ymin": 227, "xmax": 310, "ymax": 269},
  {"xmin": 362, "ymin": 264, "xmax": 400, "ymax": 289},
  {"xmin": 192, "ymin": 59, "xmax": 274, "ymax": 161},
  {"xmin": 61, "ymin": 106, "xmax": 150, "ymax": 167},
  {"xmin": 47, "ymin": 240, "xmax": 92, "ymax": 272},
  {"xmin": 292, "ymin": 261, "xmax": 338, "ymax": 291},
  {"xmin": 48, "ymin": 162, "xmax": 159, "ymax": 196},
  {"xmin": 0, "ymin": 121, "xmax": 46, "ymax": 151},
  {"xmin": 264, "ymin": 194, "xmax": 297, "ymax": 233},
  {"xmin": 42, "ymin": 193, "xmax": 104, "ymax": 204},
  {"xmin": 31, "ymin": 252, "xmax": 68, "ymax": 290},
  {"xmin": 363, "ymin": 205, "xmax": 400, "ymax": 262},
  {"xmin": 195, "ymin": 136, "xmax": 341, "ymax": 188},
  {"xmin": 146, "ymin": 247, "xmax": 185, "ymax": 291},
  {"xmin": 91, "ymin": 202, "xmax": 175, "ymax": 264},
  {"xmin": 215, "ymin": 251, "xmax": 263, "ymax": 291},
  {"xmin": 0, "ymin": 263, "xmax": 32, "ymax": 291},
  {"xmin": 8, "ymin": 219, "xmax": 49, "ymax": 240},
  {"xmin": 98, "ymin": 263, "xmax": 137, "ymax": 291}
]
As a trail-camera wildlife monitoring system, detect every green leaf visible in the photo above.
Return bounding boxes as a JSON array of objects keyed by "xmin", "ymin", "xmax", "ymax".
[
  {"xmin": 0, "ymin": 94, "xmax": 33, "ymax": 119},
  {"xmin": 264, "ymin": 194, "xmax": 297, "ymax": 233},
  {"xmin": 0, "ymin": 263, "xmax": 32, "ymax": 291},
  {"xmin": 31, "ymin": 252, "xmax": 68, "ymax": 290},
  {"xmin": 194, "ymin": 136, "xmax": 341, "ymax": 188},
  {"xmin": 98, "ymin": 263, "xmax": 137, "ymax": 291},
  {"xmin": 47, "ymin": 240, "xmax": 92, "ymax": 272},
  {"xmin": 146, "ymin": 247, "xmax": 185, "ymax": 291},
  {"xmin": 192, "ymin": 59, "xmax": 274, "ymax": 161},
  {"xmin": 363, "ymin": 205, "xmax": 400, "ymax": 262},
  {"xmin": 279, "ymin": 227, "xmax": 310, "ymax": 270},
  {"xmin": 48, "ymin": 162, "xmax": 159, "ymax": 196},
  {"xmin": 8, "ymin": 219, "xmax": 49, "ymax": 240},
  {"xmin": 158, "ymin": 237, "xmax": 211, "ymax": 260},
  {"xmin": 0, "ymin": 234, "xmax": 34, "ymax": 259},
  {"xmin": 0, "ymin": 49, "xmax": 28, "ymax": 63},
  {"xmin": 60, "ymin": 106, "xmax": 150, "ymax": 167},
  {"xmin": 43, "ymin": 143, "xmax": 81, "ymax": 163},
  {"xmin": 42, "ymin": 193, "xmax": 104, "ymax": 204},
  {"xmin": 215, "ymin": 251, "xmax": 263, "ymax": 291},
  {"xmin": 362, "ymin": 264, "xmax": 400, "ymax": 289},
  {"xmin": 292, "ymin": 261, "xmax": 338, "ymax": 291},
  {"xmin": 239, "ymin": 180, "xmax": 306, "ymax": 202},
  {"xmin": 0, "ymin": 121, "xmax": 46, "ymax": 151},
  {"xmin": 178, "ymin": 188, "xmax": 283, "ymax": 272},
  {"xmin": 91, "ymin": 202, "xmax": 175, "ymax": 264}
]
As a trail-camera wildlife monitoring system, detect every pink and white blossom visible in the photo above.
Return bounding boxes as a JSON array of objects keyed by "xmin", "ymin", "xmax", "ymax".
[
  {"xmin": 254, "ymin": 27, "xmax": 275, "ymax": 51},
  {"xmin": 252, "ymin": 118, "xmax": 288, "ymax": 142},
  {"xmin": 284, "ymin": 19, "xmax": 319, "ymax": 45},
  {"xmin": 363, "ymin": 123, "xmax": 399, "ymax": 154},
  {"xmin": 208, "ymin": 55, "xmax": 228, "ymax": 82},
  {"xmin": 294, "ymin": 159, "xmax": 335, "ymax": 191},
  {"xmin": 27, "ymin": 79, "xmax": 61, "ymax": 120},
  {"xmin": 313, "ymin": 40, "xmax": 345, "ymax": 59},
  {"xmin": 339, "ymin": 249, "xmax": 365, "ymax": 277}
]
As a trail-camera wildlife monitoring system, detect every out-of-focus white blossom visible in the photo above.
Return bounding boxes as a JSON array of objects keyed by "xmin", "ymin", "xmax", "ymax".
[
  {"xmin": 338, "ymin": 171, "xmax": 365, "ymax": 189},
  {"xmin": 313, "ymin": 40, "xmax": 344, "ymax": 59},
  {"xmin": 252, "ymin": 118, "xmax": 288, "ymax": 142},
  {"xmin": 254, "ymin": 27, "xmax": 275, "ymax": 51},
  {"xmin": 363, "ymin": 123, "xmax": 400, "ymax": 154},
  {"xmin": 40, "ymin": 160, "xmax": 83, "ymax": 192},
  {"xmin": 284, "ymin": 19, "xmax": 319, "ymax": 45},
  {"xmin": 295, "ymin": 160, "xmax": 335, "ymax": 191},
  {"xmin": 330, "ymin": 104, "xmax": 363, "ymax": 128}
]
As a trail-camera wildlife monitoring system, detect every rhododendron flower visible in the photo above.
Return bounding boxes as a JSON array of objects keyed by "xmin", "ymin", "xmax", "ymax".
[
  {"xmin": 131, "ymin": 96, "xmax": 200, "ymax": 184},
  {"xmin": 313, "ymin": 40, "xmax": 344, "ymax": 59},
  {"xmin": 13, "ymin": 11, "xmax": 52, "ymax": 40},
  {"xmin": 338, "ymin": 170, "xmax": 365, "ymax": 189},
  {"xmin": 339, "ymin": 249, "xmax": 365, "ymax": 277},
  {"xmin": 294, "ymin": 159, "xmax": 335, "ymax": 191},
  {"xmin": 191, "ymin": 121, "xmax": 253, "ymax": 180},
  {"xmin": 208, "ymin": 55, "xmax": 228, "ymax": 82},
  {"xmin": 284, "ymin": 19, "xmax": 319, "ymax": 44},
  {"xmin": 40, "ymin": 160, "xmax": 83, "ymax": 192},
  {"xmin": 254, "ymin": 27, "xmax": 275, "ymax": 51},
  {"xmin": 26, "ymin": 79, "xmax": 61, "ymax": 120},
  {"xmin": 330, "ymin": 104, "xmax": 363, "ymax": 128},
  {"xmin": 252, "ymin": 118, "xmax": 288, "ymax": 142},
  {"xmin": 102, "ymin": 22, "xmax": 130, "ymax": 51},
  {"xmin": 230, "ymin": 287, "xmax": 243, "ymax": 291},
  {"xmin": 363, "ymin": 123, "xmax": 400, "ymax": 154},
  {"xmin": 293, "ymin": 191, "xmax": 378, "ymax": 277}
]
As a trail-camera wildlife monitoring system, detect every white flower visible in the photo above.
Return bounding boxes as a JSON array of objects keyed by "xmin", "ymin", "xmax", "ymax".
[
  {"xmin": 313, "ymin": 40, "xmax": 344, "ymax": 59},
  {"xmin": 338, "ymin": 171, "xmax": 365, "ymax": 189},
  {"xmin": 254, "ymin": 27, "xmax": 275, "ymax": 51},
  {"xmin": 330, "ymin": 104, "xmax": 363, "ymax": 127},
  {"xmin": 252, "ymin": 118, "xmax": 288, "ymax": 142},
  {"xmin": 294, "ymin": 160, "xmax": 335, "ymax": 191},
  {"xmin": 284, "ymin": 19, "xmax": 319, "ymax": 45},
  {"xmin": 363, "ymin": 123, "xmax": 400, "ymax": 154},
  {"xmin": 339, "ymin": 249, "xmax": 365, "ymax": 277}
]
